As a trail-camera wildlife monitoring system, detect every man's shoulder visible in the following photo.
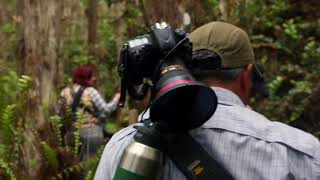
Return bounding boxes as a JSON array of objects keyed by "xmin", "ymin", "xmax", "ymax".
[
  {"xmin": 106, "ymin": 123, "xmax": 139, "ymax": 148},
  {"xmin": 203, "ymin": 104, "xmax": 320, "ymax": 159}
]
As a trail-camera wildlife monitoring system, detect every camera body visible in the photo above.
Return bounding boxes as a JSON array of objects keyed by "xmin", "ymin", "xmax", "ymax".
[{"xmin": 118, "ymin": 23, "xmax": 192, "ymax": 103}]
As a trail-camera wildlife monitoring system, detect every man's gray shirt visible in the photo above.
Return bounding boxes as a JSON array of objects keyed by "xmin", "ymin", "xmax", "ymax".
[{"xmin": 95, "ymin": 87, "xmax": 320, "ymax": 180}]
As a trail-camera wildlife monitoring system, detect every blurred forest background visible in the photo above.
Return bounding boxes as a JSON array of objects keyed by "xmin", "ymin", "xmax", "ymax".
[{"xmin": 0, "ymin": 0, "xmax": 319, "ymax": 179}]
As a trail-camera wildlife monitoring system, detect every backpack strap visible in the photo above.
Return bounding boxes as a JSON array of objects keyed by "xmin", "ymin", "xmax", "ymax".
[
  {"xmin": 71, "ymin": 86, "xmax": 86, "ymax": 121},
  {"xmin": 164, "ymin": 132, "xmax": 234, "ymax": 180}
]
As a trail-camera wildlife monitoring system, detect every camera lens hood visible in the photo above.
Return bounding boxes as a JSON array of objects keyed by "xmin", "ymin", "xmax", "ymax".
[{"xmin": 150, "ymin": 68, "xmax": 218, "ymax": 132}]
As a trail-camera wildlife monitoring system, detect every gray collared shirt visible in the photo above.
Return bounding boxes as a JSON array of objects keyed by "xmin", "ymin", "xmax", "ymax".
[{"xmin": 94, "ymin": 87, "xmax": 320, "ymax": 180}]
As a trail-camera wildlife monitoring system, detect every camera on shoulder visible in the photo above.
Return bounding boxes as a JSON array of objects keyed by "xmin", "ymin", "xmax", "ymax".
[{"xmin": 118, "ymin": 22, "xmax": 217, "ymax": 132}]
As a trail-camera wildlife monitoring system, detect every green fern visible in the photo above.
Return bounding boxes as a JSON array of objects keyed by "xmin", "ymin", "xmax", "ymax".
[
  {"xmin": 11, "ymin": 119, "xmax": 24, "ymax": 170},
  {"xmin": 0, "ymin": 158, "xmax": 16, "ymax": 180},
  {"xmin": 18, "ymin": 75, "xmax": 32, "ymax": 92},
  {"xmin": 53, "ymin": 153, "xmax": 100, "ymax": 180},
  {"xmin": 0, "ymin": 104, "xmax": 15, "ymax": 128},
  {"xmin": 41, "ymin": 142, "xmax": 59, "ymax": 171},
  {"xmin": 0, "ymin": 105, "xmax": 15, "ymax": 157},
  {"xmin": 0, "ymin": 71, "xmax": 30, "ymax": 104},
  {"xmin": 54, "ymin": 159, "xmax": 85, "ymax": 179},
  {"xmin": 49, "ymin": 115, "xmax": 63, "ymax": 147},
  {"xmin": 73, "ymin": 110, "xmax": 85, "ymax": 155},
  {"xmin": 0, "ymin": 72, "xmax": 31, "ymax": 179},
  {"xmin": 85, "ymin": 170, "xmax": 94, "ymax": 180}
]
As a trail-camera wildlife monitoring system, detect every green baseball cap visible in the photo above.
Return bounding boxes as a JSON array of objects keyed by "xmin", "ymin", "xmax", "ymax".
[
  {"xmin": 190, "ymin": 21, "xmax": 255, "ymax": 68},
  {"xmin": 190, "ymin": 21, "xmax": 270, "ymax": 97}
]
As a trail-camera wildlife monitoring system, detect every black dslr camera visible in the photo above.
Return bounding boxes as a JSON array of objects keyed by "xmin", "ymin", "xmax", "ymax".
[
  {"xmin": 118, "ymin": 22, "xmax": 192, "ymax": 104},
  {"xmin": 118, "ymin": 22, "xmax": 217, "ymax": 132}
]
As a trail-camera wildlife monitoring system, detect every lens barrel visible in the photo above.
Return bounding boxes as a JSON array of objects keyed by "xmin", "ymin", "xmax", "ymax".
[{"xmin": 150, "ymin": 63, "xmax": 218, "ymax": 132}]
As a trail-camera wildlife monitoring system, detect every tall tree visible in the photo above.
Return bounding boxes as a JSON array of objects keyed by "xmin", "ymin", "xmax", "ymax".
[
  {"xmin": 17, "ymin": 0, "xmax": 63, "ymax": 178},
  {"xmin": 86, "ymin": 0, "xmax": 98, "ymax": 48},
  {"xmin": 86, "ymin": 0, "xmax": 106, "ymax": 63}
]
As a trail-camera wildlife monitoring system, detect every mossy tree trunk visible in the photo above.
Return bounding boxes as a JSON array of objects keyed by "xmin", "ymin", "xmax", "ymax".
[{"xmin": 18, "ymin": 0, "xmax": 63, "ymax": 178}]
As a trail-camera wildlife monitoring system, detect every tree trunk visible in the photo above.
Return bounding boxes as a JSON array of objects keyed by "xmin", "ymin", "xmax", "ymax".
[
  {"xmin": 219, "ymin": 0, "xmax": 238, "ymax": 23},
  {"xmin": 108, "ymin": 1, "xmax": 127, "ymax": 60},
  {"xmin": 140, "ymin": 0, "xmax": 187, "ymax": 29},
  {"xmin": 86, "ymin": 0, "xmax": 106, "ymax": 63},
  {"xmin": 86, "ymin": 0, "xmax": 98, "ymax": 49},
  {"xmin": 18, "ymin": 0, "xmax": 63, "ymax": 178}
]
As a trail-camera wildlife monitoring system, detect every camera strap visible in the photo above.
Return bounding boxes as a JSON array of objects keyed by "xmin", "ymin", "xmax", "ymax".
[
  {"xmin": 163, "ymin": 132, "xmax": 234, "ymax": 180},
  {"xmin": 142, "ymin": 119, "xmax": 234, "ymax": 180}
]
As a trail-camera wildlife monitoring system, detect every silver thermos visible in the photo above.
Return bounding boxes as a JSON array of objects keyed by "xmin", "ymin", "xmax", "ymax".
[{"xmin": 113, "ymin": 125, "xmax": 162, "ymax": 180}]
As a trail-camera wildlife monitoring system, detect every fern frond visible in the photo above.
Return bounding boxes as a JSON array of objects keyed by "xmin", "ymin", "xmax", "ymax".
[
  {"xmin": 0, "ymin": 158, "xmax": 16, "ymax": 180},
  {"xmin": 41, "ymin": 141, "xmax": 59, "ymax": 171},
  {"xmin": 73, "ymin": 110, "xmax": 85, "ymax": 155},
  {"xmin": 11, "ymin": 119, "xmax": 24, "ymax": 169},
  {"xmin": 0, "ymin": 105, "xmax": 15, "ymax": 145},
  {"xmin": 54, "ymin": 161, "xmax": 84, "ymax": 179},
  {"xmin": 18, "ymin": 75, "xmax": 32, "ymax": 92},
  {"xmin": 0, "ymin": 71, "xmax": 19, "ymax": 102},
  {"xmin": 85, "ymin": 170, "xmax": 93, "ymax": 180},
  {"xmin": 49, "ymin": 115, "xmax": 63, "ymax": 147},
  {"xmin": 54, "ymin": 154, "xmax": 99, "ymax": 180}
]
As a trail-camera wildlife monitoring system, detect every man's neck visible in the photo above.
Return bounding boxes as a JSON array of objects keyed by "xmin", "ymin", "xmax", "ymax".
[{"xmin": 202, "ymin": 80, "xmax": 247, "ymax": 104}]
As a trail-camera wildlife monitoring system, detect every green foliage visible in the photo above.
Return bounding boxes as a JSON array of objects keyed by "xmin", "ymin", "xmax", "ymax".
[
  {"xmin": 0, "ymin": 158, "xmax": 16, "ymax": 180},
  {"xmin": 80, "ymin": 0, "xmax": 90, "ymax": 8},
  {"xmin": 243, "ymin": 0, "xmax": 288, "ymax": 29},
  {"xmin": 0, "ymin": 71, "xmax": 20, "ymax": 101},
  {"xmin": 63, "ymin": 37, "xmax": 96, "ymax": 66},
  {"xmin": 98, "ymin": 18, "xmax": 120, "ymax": 96},
  {"xmin": 283, "ymin": 19, "xmax": 303, "ymax": 40},
  {"xmin": 268, "ymin": 76, "xmax": 284, "ymax": 96},
  {"xmin": 99, "ymin": 18, "xmax": 117, "ymax": 59},
  {"xmin": 105, "ymin": 121, "xmax": 121, "ymax": 134},
  {"xmin": 289, "ymin": 80, "xmax": 312, "ymax": 95},
  {"xmin": 206, "ymin": 0, "xmax": 219, "ymax": 7},
  {"xmin": 49, "ymin": 116, "xmax": 64, "ymax": 147},
  {"xmin": 85, "ymin": 170, "xmax": 94, "ymax": 180},
  {"xmin": 11, "ymin": 120, "xmax": 23, "ymax": 169},
  {"xmin": 125, "ymin": 5, "xmax": 141, "ymax": 21},
  {"xmin": 41, "ymin": 142, "xmax": 59, "ymax": 171},
  {"xmin": 124, "ymin": 6, "xmax": 146, "ymax": 36},
  {"xmin": 62, "ymin": 19, "xmax": 97, "ymax": 84},
  {"xmin": 238, "ymin": 0, "xmax": 320, "ymax": 136},
  {"xmin": 53, "ymin": 147, "xmax": 103, "ymax": 180},
  {"xmin": 302, "ymin": 40, "xmax": 320, "ymax": 70},
  {"xmin": 1, "ymin": 23, "xmax": 15, "ymax": 34},
  {"xmin": 200, "ymin": 0, "xmax": 220, "ymax": 23},
  {"xmin": 0, "ymin": 71, "xmax": 31, "ymax": 179},
  {"xmin": 73, "ymin": 110, "xmax": 85, "ymax": 155},
  {"xmin": 0, "ymin": 72, "xmax": 30, "ymax": 137},
  {"xmin": 0, "ymin": 105, "xmax": 15, "ymax": 157}
]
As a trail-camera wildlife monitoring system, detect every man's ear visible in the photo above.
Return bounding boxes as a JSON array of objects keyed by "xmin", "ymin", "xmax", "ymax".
[{"xmin": 240, "ymin": 64, "xmax": 254, "ymax": 96}]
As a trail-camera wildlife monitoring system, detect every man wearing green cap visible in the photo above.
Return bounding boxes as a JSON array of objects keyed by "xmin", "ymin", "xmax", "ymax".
[{"xmin": 95, "ymin": 22, "xmax": 320, "ymax": 180}]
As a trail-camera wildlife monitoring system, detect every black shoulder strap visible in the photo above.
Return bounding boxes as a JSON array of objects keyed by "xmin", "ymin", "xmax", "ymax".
[
  {"xmin": 163, "ymin": 132, "xmax": 234, "ymax": 180},
  {"xmin": 140, "ymin": 119, "xmax": 234, "ymax": 180},
  {"xmin": 71, "ymin": 86, "xmax": 86, "ymax": 120}
]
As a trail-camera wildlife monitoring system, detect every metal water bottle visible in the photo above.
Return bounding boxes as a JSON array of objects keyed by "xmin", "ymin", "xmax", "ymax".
[{"xmin": 113, "ymin": 125, "xmax": 162, "ymax": 180}]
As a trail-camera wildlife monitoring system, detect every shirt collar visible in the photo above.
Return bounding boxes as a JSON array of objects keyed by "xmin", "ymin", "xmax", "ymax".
[
  {"xmin": 211, "ymin": 87, "xmax": 245, "ymax": 107},
  {"xmin": 139, "ymin": 87, "xmax": 245, "ymax": 121}
]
